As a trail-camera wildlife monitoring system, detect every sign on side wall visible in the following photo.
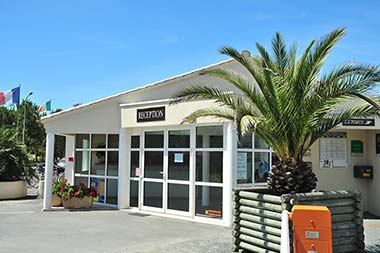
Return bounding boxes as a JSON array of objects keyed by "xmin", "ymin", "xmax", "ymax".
[
  {"xmin": 137, "ymin": 106, "xmax": 165, "ymax": 122},
  {"xmin": 343, "ymin": 118, "xmax": 375, "ymax": 126},
  {"xmin": 351, "ymin": 140, "xmax": 363, "ymax": 156}
]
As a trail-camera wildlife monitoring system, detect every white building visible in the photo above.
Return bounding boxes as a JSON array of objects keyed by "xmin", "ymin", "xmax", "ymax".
[{"xmin": 41, "ymin": 58, "xmax": 380, "ymax": 226}]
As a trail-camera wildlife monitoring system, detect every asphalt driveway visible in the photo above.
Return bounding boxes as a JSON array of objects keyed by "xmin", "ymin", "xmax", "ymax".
[{"xmin": 1, "ymin": 198, "xmax": 379, "ymax": 252}]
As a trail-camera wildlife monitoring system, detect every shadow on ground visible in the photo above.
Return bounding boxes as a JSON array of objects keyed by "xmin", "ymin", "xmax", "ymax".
[{"xmin": 366, "ymin": 244, "xmax": 380, "ymax": 253}]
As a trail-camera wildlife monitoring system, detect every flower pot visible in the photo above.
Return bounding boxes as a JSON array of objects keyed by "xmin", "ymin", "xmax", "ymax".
[
  {"xmin": 0, "ymin": 180, "xmax": 27, "ymax": 200},
  {"xmin": 63, "ymin": 196, "xmax": 93, "ymax": 209},
  {"xmin": 51, "ymin": 194, "xmax": 62, "ymax": 207}
]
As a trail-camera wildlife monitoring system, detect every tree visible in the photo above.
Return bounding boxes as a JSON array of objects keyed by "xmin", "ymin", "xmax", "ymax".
[{"xmin": 173, "ymin": 28, "xmax": 380, "ymax": 194}]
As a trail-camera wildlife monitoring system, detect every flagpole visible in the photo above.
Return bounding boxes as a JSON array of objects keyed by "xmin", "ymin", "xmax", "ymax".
[
  {"xmin": 16, "ymin": 84, "xmax": 21, "ymax": 141},
  {"xmin": 22, "ymin": 91, "xmax": 33, "ymax": 144}
]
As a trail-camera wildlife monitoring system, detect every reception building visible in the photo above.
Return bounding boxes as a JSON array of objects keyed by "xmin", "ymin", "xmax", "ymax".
[{"xmin": 41, "ymin": 58, "xmax": 380, "ymax": 226}]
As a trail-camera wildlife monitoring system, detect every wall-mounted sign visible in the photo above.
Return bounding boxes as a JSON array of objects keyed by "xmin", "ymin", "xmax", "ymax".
[
  {"xmin": 137, "ymin": 106, "xmax": 165, "ymax": 122},
  {"xmin": 343, "ymin": 118, "xmax": 375, "ymax": 126},
  {"xmin": 351, "ymin": 140, "xmax": 363, "ymax": 156}
]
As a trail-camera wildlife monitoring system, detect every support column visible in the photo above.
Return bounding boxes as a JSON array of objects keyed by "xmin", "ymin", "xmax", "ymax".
[
  {"xmin": 64, "ymin": 135, "xmax": 75, "ymax": 185},
  {"xmin": 118, "ymin": 128, "xmax": 129, "ymax": 209},
  {"xmin": 223, "ymin": 121, "xmax": 235, "ymax": 226},
  {"xmin": 43, "ymin": 132, "xmax": 55, "ymax": 210}
]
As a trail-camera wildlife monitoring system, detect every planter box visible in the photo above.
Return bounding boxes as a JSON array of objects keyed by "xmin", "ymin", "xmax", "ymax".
[
  {"xmin": 0, "ymin": 180, "xmax": 27, "ymax": 200},
  {"xmin": 232, "ymin": 188, "xmax": 364, "ymax": 253},
  {"xmin": 63, "ymin": 196, "xmax": 93, "ymax": 209}
]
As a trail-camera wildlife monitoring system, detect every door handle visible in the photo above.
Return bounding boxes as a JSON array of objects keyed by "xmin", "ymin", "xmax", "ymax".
[{"xmin": 159, "ymin": 171, "xmax": 165, "ymax": 174}]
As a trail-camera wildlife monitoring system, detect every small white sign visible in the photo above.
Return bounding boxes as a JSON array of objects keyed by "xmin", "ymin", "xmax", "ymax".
[
  {"xmin": 237, "ymin": 153, "xmax": 248, "ymax": 180},
  {"xmin": 174, "ymin": 153, "xmax": 184, "ymax": 163},
  {"xmin": 135, "ymin": 167, "xmax": 141, "ymax": 176},
  {"xmin": 305, "ymin": 231, "xmax": 320, "ymax": 239}
]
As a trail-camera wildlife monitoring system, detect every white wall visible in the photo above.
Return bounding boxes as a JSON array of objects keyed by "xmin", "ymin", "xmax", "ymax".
[
  {"xmin": 311, "ymin": 130, "xmax": 371, "ymax": 211},
  {"xmin": 43, "ymin": 100, "xmax": 121, "ymax": 134}
]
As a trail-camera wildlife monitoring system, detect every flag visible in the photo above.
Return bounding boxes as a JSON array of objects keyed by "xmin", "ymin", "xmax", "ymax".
[
  {"xmin": 0, "ymin": 87, "xmax": 20, "ymax": 105},
  {"xmin": 38, "ymin": 100, "xmax": 51, "ymax": 112}
]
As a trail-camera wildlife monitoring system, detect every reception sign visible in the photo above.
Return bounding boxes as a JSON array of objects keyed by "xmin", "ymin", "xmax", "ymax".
[{"xmin": 137, "ymin": 106, "xmax": 165, "ymax": 122}]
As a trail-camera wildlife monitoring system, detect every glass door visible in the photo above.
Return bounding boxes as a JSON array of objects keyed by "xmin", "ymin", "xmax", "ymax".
[
  {"xmin": 166, "ymin": 129, "xmax": 191, "ymax": 215},
  {"xmin": 140, "ymin": 128, "xmax": 192, "ymax": 215},
  {"xmin": 142, "ymin": 131, "xmax": 165, "ymax": 211}
]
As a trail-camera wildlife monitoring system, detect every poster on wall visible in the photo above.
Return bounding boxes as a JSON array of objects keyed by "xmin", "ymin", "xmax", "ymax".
[
  {"xmin": 237, "ymin": 153, "xmax": 248, "ymax": 180},
  {"xmin": 319, "ymin": 132, "xmax": 347, "ymax": 168},
  {"xmin": 376, "ymin": 134, "xmax": 380, "ymax": 154},
  {"xmin": 90, "ymin": 178, "xmax": 105, "ymax": 202}
]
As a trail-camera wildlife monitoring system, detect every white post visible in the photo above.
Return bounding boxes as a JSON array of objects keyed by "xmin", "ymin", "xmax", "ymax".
[
  {"xmin": 64, "ymin": 135, "xmax": 75, "ymax": 185},
  {"xmin": 43, "ymin": 132, "xmax": 55, "ymax": 210},
  {"xmin": 223, "ymin": 121, "xmax": 234, "ymax": 226},
  {"xmin": 118, "ymin": 128, "xmax": 129, "ymax": 209},
  {"xmin": 281, "ymin": 210, "xmax": 291, "ymax": 253}
]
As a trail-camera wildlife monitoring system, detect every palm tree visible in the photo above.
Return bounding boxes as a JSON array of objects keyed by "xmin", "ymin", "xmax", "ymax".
[{"xmin": 173, "ymin": 28, "xmax": 380, "ymax": 195}]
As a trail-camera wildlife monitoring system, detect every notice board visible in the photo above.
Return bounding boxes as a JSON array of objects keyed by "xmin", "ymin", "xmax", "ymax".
[{"xmin": 319, "ymin": 132, "xmax": 347, "ymax": 168}]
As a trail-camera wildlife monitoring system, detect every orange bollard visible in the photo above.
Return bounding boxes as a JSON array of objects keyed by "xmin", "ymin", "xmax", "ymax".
[{"xmin": 290, "ymin": 205, "xmax": 332, "ymax": 253}]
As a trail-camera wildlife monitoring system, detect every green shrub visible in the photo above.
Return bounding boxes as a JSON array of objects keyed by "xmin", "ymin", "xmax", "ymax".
[{"xmin": 0, "ymin": 128, "xmax": 35, "ymax": 183}]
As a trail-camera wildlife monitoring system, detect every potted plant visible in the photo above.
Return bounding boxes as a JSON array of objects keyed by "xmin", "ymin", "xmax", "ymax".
[
  {"xmin": 51, "ymin": 179, "xmax": 65, "ymax": 207},
  {"xmin": 173, "ymin": 28, "xmax": 377, "ymax": 252},
  {"xmin": 54, "ymin": 179, "xmax": 97, "ymax": 209},
  {"xmin": 0, "ymin": 129, "xmax": 35, "ymax": 200}
]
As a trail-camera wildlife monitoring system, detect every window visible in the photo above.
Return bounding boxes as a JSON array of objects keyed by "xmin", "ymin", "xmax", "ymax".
[
  {"xmin": 169, "ymin": 130, "xmax": 190, "ymax": 148},
  {"xmin": 74, "ymin": 134, "xmax": 119, "ymax": 205},
  {"xmin": 196, "ymin": 126, "xmax": 223, "ymax": 148},
  {"xmin": 145, "ymin": 131, "xmax": 164, "ymax": 148},
  {"xmin": 195, "ymin": 125, "xmax": 223, "ymax": 218},
  {"xmin": 195, "ymin": 186, "xmax": 222, "ymax": 219},
  {"xmin": 196, "ymin": 152, "xmax": 223, "ymax": 183},
  {"xmin": 237, "ymin": 133, "xmax": 273, "ymax": 184}
]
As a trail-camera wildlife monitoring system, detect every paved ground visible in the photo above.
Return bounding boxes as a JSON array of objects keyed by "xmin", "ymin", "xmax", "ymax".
[
  {"xmin": 0, "ymin": 198, "xmax": 231, "ymax": 253},
  {"xmin": 1, "ymin": 197, "xmax": 379, "ymax": 252}
]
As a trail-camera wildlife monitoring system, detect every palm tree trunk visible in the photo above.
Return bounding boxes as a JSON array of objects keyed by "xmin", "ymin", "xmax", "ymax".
[{"xmin": 267, "ymin": 161, "xmax": 317, "ymax": 195}]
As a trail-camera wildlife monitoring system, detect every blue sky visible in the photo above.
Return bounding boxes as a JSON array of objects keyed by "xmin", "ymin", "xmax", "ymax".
[{"xmin": 0, "ymin": 0, "xmax": 379, "ymax": 110}]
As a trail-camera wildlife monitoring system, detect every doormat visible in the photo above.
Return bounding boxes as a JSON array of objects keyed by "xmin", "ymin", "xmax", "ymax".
[{"xmin": 128, "ymin": 212, "xmax": 151, "ymax": 217}]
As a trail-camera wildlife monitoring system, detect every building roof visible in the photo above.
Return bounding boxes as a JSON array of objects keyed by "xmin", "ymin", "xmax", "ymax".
[{"xmin": 41, "ymin": 58, "xmax": 234, "ymax": 123}]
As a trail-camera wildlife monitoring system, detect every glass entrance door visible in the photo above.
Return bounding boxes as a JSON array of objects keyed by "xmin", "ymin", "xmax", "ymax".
[
  {"xmin": 142, "ymin": 131, "xmax": 165, "ymax": 211},
  {"xmin": 141, "ymin": 129, "xmax": 191, "ymax": 215}
]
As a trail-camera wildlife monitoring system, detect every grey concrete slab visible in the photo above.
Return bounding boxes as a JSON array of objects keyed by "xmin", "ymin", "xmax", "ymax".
[
  {"xmin": 0, "ymin": 199, "xmax": 231, "ymax": 253},
  {"xmin": 1, "ymin": 198, "xmax": 379, "ymax": 252}
]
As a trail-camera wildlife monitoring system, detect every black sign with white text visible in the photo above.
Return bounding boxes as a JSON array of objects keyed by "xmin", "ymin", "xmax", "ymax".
[
  {"xmin": 342, "ymin": 118, "xmax": 375, "ymax": 126},
  {"xmin": 137, "ymin": 106, "xmax": 165, "ymax": 122}
]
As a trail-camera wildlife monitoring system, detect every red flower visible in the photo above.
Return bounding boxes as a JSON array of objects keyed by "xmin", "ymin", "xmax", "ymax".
[
  {"xmin": 90, "ymin": 192, "xmax": 94, "ymax": 196},
  {"xmin": 74, "ymin": 193, "xmax": 78, "ymax": 197},
  {"xmin": 66, "ymin": 196, "xmax": 71, "ymax": 200}
]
